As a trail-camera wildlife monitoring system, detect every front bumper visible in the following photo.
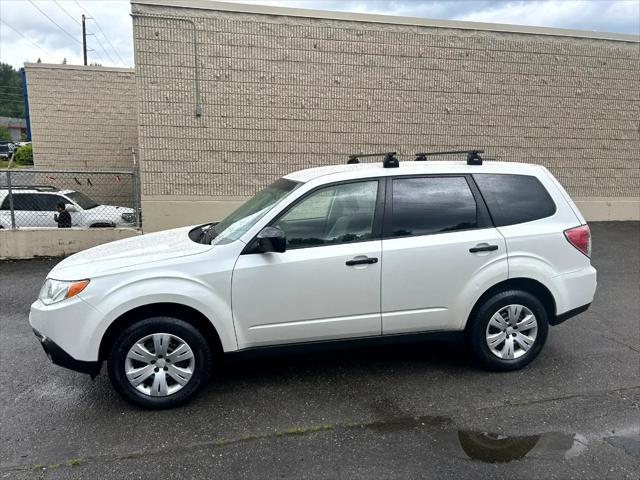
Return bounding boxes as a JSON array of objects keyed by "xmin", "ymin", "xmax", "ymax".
[
  {"xmin": 29, "ymin": 296, "xmax": 103, "ymax": 363},
  {"xmin": 33, "ymin": 329, "xmax": 101, "ymax": 376}
]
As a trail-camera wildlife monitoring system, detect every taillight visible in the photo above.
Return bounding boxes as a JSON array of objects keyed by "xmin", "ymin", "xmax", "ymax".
[{"xmin": 564, "ymin": 225, "xmax": 591, "ymax": 257}]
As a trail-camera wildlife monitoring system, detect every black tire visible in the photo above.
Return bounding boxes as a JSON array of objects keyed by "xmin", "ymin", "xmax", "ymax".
[
  {"xmin": 467, "ymin": 290, "xmax": 549, "ymax": 371},
  {"xmin": 108, "ymin": 317, "xmax": 213, "ymax": 409}
]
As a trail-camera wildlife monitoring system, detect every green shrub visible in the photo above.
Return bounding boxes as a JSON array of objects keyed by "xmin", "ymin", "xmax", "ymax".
[
  {"xmin": 0, "ymin": 126, "xmax": 11, "ymax": 141},
  {"xmin": 14, "ymin": 143, "xmax": 33, "ymax": 165}
]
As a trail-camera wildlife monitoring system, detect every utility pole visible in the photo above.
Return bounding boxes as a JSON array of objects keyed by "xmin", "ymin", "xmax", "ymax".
[{"xmin": 82, "ymin": 14, "xmax": 87, "ymax": 65}]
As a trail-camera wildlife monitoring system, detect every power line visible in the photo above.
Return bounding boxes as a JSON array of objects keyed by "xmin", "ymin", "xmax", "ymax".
[
  {"xmin": 87, "ymin": 29, "xmax": 115, "ymax": 64},
  {"xmin": 28, "ymin": 0, "xmax": 81, "ymax": 45},
  {"xmin": 74, "ymin": 0, "xmax": 127, "ymax": 65},
  {"xmin": 0, "ymin": 18, "xmax": 57, "ymax": 57},
  {"xmin": 86, "ymin": 41, "xmax": 106, "ymax": 64},
  {"xmin": 52, "ymin": 0, "xmax": 80, "ymax": 25}
]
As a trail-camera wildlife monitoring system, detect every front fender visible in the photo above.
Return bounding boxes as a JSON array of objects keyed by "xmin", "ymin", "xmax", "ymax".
[{"xmin": 81, "ymin": 272, "xmax": 237, "ymax": 358}]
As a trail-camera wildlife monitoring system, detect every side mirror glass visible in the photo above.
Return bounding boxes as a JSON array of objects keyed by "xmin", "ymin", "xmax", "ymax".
[
  {"xmin": 65, "ymin": 204, "xmax": 78, "ymax": 213},
  {"xmin": 257, "ymin": 226, "xmax": 286, "ymax": 253}
]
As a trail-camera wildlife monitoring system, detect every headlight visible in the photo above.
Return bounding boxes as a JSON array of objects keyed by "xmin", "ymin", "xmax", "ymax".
[
  {"xmin": 39, "ymin": 279, "xmax": 90, "ymax": 305},
  {"xmin": 121, "ymin": 212, "xmax": 135, "ymax": 223}
]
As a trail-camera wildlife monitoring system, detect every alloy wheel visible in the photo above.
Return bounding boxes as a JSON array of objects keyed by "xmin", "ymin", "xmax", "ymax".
[
  {"xmin": 124, "ymin": 333, "xmax": 195, "ymax": 396},
  {"xmin": 485, "ymin": 304, "xmax": 538, "ymax": 360}
]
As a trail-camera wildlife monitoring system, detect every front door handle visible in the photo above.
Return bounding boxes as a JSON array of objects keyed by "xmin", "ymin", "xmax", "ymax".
[
  {"xmin": 469, "ymin": 244, "xmax": 498, "ymax": 253},
  {"xmin": 346, "ymin": 257, "xmax": 378, "ymax": 266}
]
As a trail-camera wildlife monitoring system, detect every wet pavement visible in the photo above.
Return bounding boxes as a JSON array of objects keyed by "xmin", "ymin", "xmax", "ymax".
[{"xmin": 1, "ymin": 222, "xmax": 638, "ymax": 479}]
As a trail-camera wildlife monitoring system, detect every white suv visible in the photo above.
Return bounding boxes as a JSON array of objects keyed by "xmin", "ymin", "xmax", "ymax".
[
  {"xmin": 0, "ymin": 187, "xmax": 136, "ymax": 228},
  {"xmin": 30, "ymin": 153, "xmax": 597, "ymax": 408}
]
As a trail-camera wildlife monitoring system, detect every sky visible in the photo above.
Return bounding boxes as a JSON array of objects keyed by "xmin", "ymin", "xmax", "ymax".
[{"xmin": 0, "ymin": 0, "xmax": 639, "ymax": 69}]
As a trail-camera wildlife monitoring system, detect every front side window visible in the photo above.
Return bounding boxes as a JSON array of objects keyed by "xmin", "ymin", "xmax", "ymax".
[
  {"xmin": 209, "ymin": 178, "xmax": 300, "ymax": 245},
  {"xmin": 391, "ymin": 176, "xmax": 478, "ymax": 237},
  {"xmin": 473, "ymin": 174, "xmax": 556, "ymax": 226},
  {"xmin": 36, "ymin": 194, "xmax": 68, "ymax": 211},
  {"xmin": 276, "ymin": 180, "xmax": 379, "ymax": 248}
]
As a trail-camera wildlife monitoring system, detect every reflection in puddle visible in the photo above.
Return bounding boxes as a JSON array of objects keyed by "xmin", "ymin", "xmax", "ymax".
[{"xmin": 454, "ymin": 430, "xmax": 588, "ymax": 463}]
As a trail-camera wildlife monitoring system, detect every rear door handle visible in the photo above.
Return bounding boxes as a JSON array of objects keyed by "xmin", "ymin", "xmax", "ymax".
[
  {"xmin": 346, "ymin": 257, "xmax": 378, "ymax": 266},
  {"xmin": 469, "ymin": 244, "xmax": 498, "ymax": 253}
]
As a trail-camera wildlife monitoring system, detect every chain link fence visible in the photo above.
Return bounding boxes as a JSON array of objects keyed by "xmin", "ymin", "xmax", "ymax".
[{"xmin": 1, "ymin": 168, "xmax": 141, "ymax": 229}]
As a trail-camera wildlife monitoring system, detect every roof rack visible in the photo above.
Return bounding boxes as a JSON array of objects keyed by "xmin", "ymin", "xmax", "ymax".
[
  {"xmin": 415, "ymin": 149, "xmax": 484, "ymax": 166},
  {"xmin": 6, "ymin": 185, "xmax": 60, "ymax": 192},
  {"xmin": 347, "ymin": 152, "xmax": 399, "ymax": 168}
]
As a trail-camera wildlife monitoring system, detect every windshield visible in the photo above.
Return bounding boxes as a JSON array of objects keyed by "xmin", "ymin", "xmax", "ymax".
[
  {"xmin": 205, "ymin": 178, "xmax": 300, "ymax": 245},
  {"xmin": 66, "ymin": 191, "xmax": 100, "ymax": 210}
]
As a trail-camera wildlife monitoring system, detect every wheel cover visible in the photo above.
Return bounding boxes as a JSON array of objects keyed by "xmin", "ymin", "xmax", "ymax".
[
  {"xmin": 485, "ymin": 304, "xmax": 538, "ymax": 360},
  {"xmin": 124, "ymin": 333, "xmax": 196, "ymax": 397}
]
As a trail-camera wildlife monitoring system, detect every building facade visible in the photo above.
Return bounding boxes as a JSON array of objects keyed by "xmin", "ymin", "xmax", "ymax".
[
  {"xmin": 132, "ymin": 0, "xmax": 639, "ymax": 231},
  {"xmin": 24, "ymin": 63, "xmax": 138, "ymax": 206},
  {"xmin": 0, "ymin": 117, "xmax": 26, "ymax": 142}
]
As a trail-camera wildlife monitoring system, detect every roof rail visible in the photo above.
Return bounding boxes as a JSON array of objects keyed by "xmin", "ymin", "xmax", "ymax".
[
  {"xmin": 347, "ymin": 152, "xmax": 399, "ymax": 168},
  {"xmin": 5, "ymin": 185, "xmax": 60, "ymax": 192},
  {"xmin": 415, "ymin": 149, "xmax": 484, "ymax": 165}
]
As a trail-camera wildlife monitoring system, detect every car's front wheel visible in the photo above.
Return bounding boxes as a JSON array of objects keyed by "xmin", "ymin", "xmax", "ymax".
[
  {"xmin": 467, "ymin": 290, "xmax": 549, "ymax": 371},
  {"xmin": 108, "ymin": 317, "xmax": 213, "ymax": 409}
]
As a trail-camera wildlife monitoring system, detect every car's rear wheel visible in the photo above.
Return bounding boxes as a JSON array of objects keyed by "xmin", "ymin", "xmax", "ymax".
[
  {"xmin": 108, "ymin": 317, "xmax": 212, "ymax": 409},
  {"xmin": 467, "ymin": 290, "xmax": 549, "ymax": 371}
]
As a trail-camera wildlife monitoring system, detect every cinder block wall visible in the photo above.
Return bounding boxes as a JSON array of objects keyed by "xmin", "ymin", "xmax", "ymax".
[
  {"xmin": 132, "ymin": 1, "xmax": 640, "ymax": 231},
  {"xmin": 24, "ymin": 64, "xmax": 138, "ymax": 207}
]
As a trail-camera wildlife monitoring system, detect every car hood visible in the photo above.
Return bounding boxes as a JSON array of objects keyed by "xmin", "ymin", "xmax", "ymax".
[
  {"xmin": 50, "ymin": 226, "xmax": 212, "ymax": 279},
  {"xmin": 84, "ymin": 204, "xmax": 134, "ymax": 214}
]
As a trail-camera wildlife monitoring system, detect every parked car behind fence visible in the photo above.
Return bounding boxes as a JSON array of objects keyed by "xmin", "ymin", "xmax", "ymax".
[{"xmin": 0, "ymin": 169, "xmax": 140, "ymax": 229}]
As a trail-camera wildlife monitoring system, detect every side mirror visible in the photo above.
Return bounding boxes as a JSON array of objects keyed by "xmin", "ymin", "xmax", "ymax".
[
  {"xmin": 65, "ymin": 204, "xmax": 78, "ymax": 213},
  {"xmin": 257, "ymin": 226, "xmax": 286, "ymax": 253}
]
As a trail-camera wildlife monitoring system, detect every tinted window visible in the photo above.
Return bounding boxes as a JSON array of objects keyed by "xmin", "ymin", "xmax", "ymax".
[
  {"xmin": 276, "ymin": 181, "xmax": 378, "ymax": 248},
  {"xmin": 391, "ymin": 177, "xmax": 477, "ymax": 237},
  {"xmin": 473, "ymin": 174, "xmax": 556, "ymax": 226},
  {"xmin": 2, "ymin": 193, "xmax": 39, "ymax": 211},
  {"xmin": 36, "ymin": 195, "xmax": 67, "ymax": 211}
]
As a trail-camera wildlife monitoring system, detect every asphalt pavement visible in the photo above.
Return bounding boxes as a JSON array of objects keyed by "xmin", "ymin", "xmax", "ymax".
[{"xmin": 1, "ymin": 221, "xmax": 638, "ymax": 479}]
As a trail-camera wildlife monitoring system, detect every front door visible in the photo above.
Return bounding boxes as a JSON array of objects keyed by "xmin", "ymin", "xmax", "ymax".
[
  {"xmin": 381, "ymin": 175, "xmax": 508, "ymax": 334},
  {"xmin": 232, "ymin": 180, "xmax": 384, "ymax": 349}
]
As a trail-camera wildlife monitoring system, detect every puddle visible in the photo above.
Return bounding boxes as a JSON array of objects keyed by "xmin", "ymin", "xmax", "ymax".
[{"xmin": 451, "ymin": 430, "xmax": 588, "ymax": 463}]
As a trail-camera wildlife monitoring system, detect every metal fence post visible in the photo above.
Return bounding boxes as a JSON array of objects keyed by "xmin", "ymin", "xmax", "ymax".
[
  {"xmin": 132, "ymin": 154, "xmax": 141, "ymax": 229},
  {"xmin": 5, "ymin": 170, "xmax": 16, "ymax": 229}
]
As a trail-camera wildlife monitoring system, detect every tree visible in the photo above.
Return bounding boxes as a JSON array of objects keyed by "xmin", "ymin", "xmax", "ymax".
[
  {"xmin": 15, "ymin": 144, "xmax": 33, "ymax": 165},
  {"xmin": 0, "ymin": 126, "xmax": 12, "ymax": 141},
  {"xmin": 0, "ymin": 63, "xmax": 25, "ymax": 118}
]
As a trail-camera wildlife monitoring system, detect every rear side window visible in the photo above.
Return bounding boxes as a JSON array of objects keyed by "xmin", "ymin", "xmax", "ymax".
[
  {"xmin": 391, "ymin": 176, "xmax": 477, "ymax": 237},
  {"xmin": 473, "ymin": 174, "xmax": 556, "ymax": 226},
  {"xmin": 1, "ymin": 193, "xmax": 38, "ymax": 211}
]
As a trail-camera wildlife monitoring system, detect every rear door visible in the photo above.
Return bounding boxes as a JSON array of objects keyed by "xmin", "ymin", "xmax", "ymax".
[
  {"xmin": 9, "ymin": 193, "xmax": 50, "ymax": 227},
  {"xmin": 381, "ymin": 175, "xmax": 508, "ymax": 334}
]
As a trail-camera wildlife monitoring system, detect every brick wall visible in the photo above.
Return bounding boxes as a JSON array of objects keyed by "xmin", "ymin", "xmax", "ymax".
[
  {"xmin": 24, "ymin": 64, "xmax": 138, "ymax": 207},
  {"xmin": 131, "ymin": 1, "xmax": 639, "ymax": 229}
]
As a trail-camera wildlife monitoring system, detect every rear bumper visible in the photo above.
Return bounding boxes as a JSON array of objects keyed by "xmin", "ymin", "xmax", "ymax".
[
  {"xmin": 550, "ymin": 302, "xmax": 591, "ymax": 326},
  {"xmin": 33, "ymin": 329, "xmax": 101, "ymax": 376}
]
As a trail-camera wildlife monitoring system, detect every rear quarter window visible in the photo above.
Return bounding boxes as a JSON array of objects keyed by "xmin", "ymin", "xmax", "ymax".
[{"xmin": 473, "ymin": 174, "xmax": 556, "ymax": 226}]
